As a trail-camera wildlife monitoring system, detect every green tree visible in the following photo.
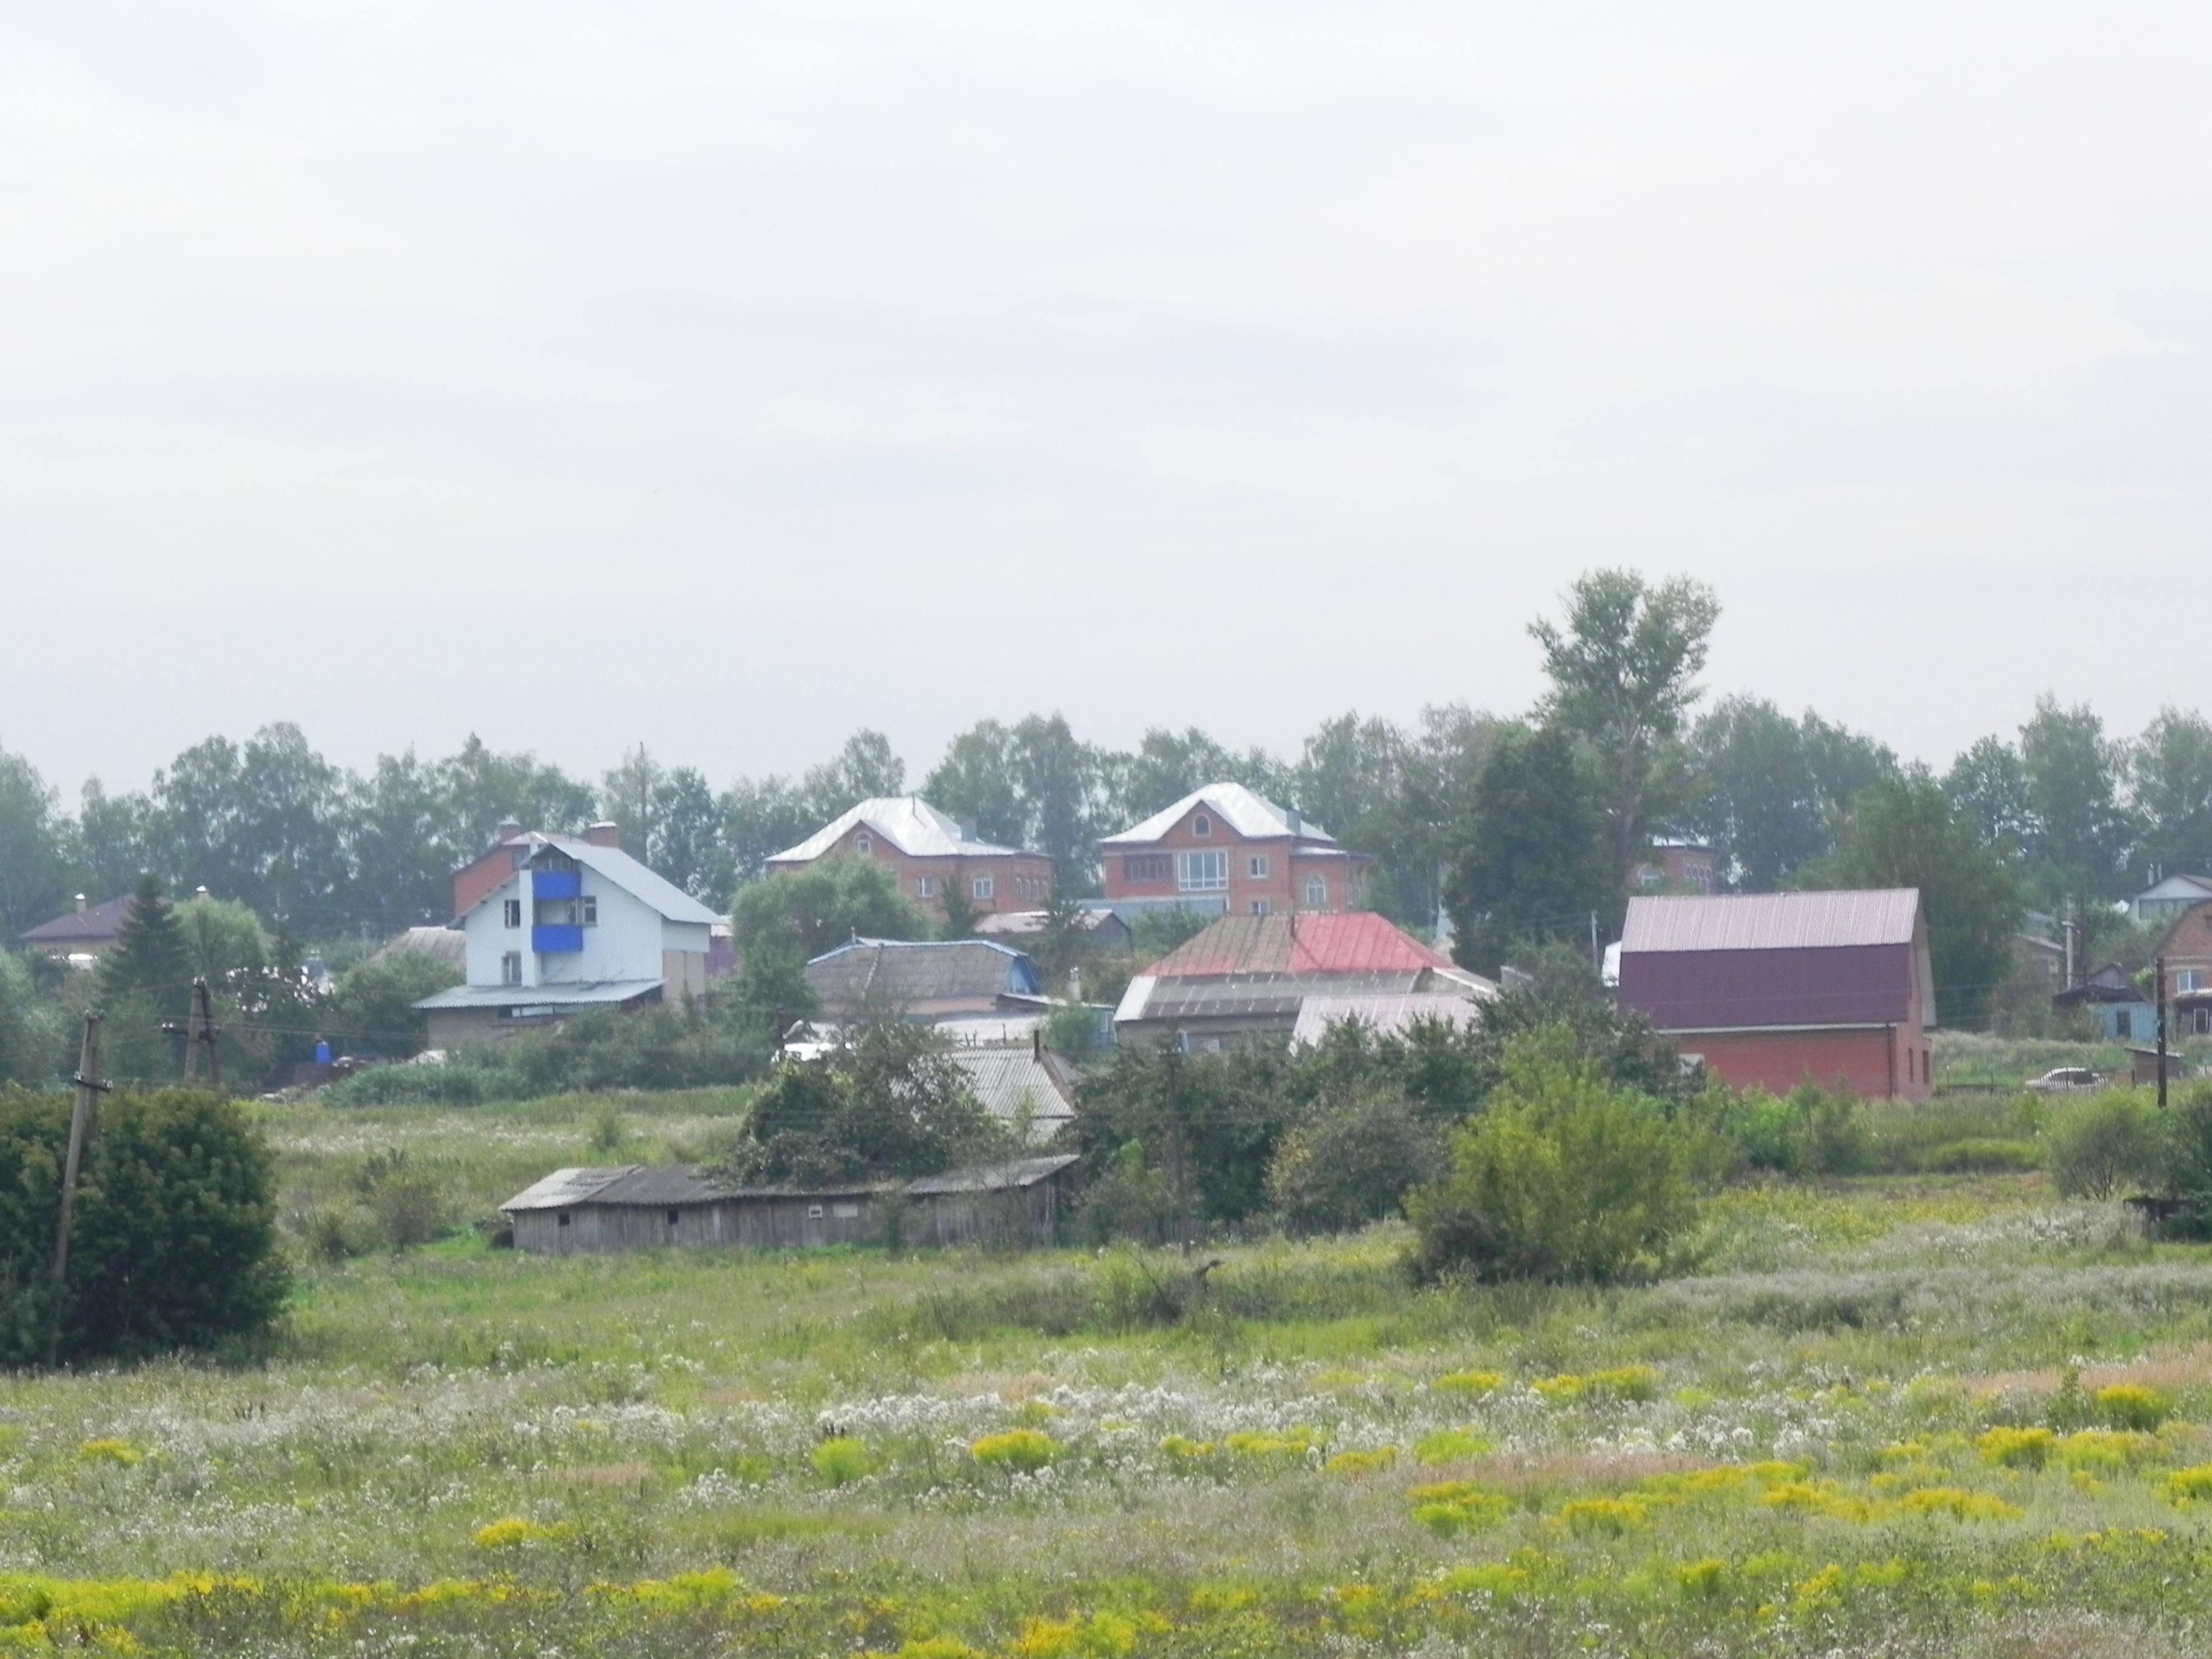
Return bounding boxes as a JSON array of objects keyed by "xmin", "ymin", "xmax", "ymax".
[
  {"xmin": 324, "ymin": 951, "xmax": 464, "ymax": 1058},
  {"xmin": 923, "ymin": 720, "xmax": 1027, "ymax": 848},
  {"xmin": 1945, "ymin": 735, "xmax": 2034, "ymax": 858},
  {"xmin": 1072, "ymin": 1042, "xmax": 1297, "ymax": 1225},
  {"xmin": 649, "ymin": 766, "xmax": 731, "ymax": 902},
  {"xmin": 720, "ymin": 774, "xmax": 820, "ymax": 888},
  {"xmin": 0, "ymin": 953, "xmax": 58, "ymax": 1087},
  {"xmin": 800, "ymin": 729, "xmax": 907, "ymax": 823},
  {"xmin": 348, "ymin": 749, "xmax": 463, "ymax": 931},
  {"xmin": 0, "ymin": 1087, "xmax": 289, "ymax": 1364},
  {"xmin": 99, "ymin": 878, "xmax": 188, "ymax": 1014},
  {"xmin": 2019, "ymin": 695, "xmax": 2136, "ymax": 905},
  {"xmin": 598, "ymin": 743, "xmax": 668, "ymax": 858},
  {"xmin": 172, "ymin": 894, "xmax": 267, "ymax": 985},
  {"xmin": 1443, "ymin": 726, "xmax": 1611, "ymax": 977},
  {"xmin": 2129, "ymin": 707, "xmax": 2212, "ymax": 887},
  {"xmin": 1529, "ymin": 569, "xmax": 1721, "ymax": 888},
  {"xmin": 1806, "ymin": 771, "xmax": 2022, "ymax": 1030},
  {"xmin": 0, "ymin": 749, "xmax": 70, "ymax": 937},
  {"xmin": 730, "ymin": 859, "xmax": 927, "ymax": 965},
  {"xmin": 1686, "ymin": 697, "xmax": 1895, "ymax": 890},
  {"xmin": 436, "ymin": 734, "xmax": 598, "ymax": 848},
  {"xmin": 1404, "ymin": 1040, "xmax": 1700, "ymax": 1283},
  {"xmin": 1266, "ymin": 1085, "xmax": 1439, "ymax": 1234}
]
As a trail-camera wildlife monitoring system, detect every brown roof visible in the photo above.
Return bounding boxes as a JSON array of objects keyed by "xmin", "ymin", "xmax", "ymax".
[
  {"xmin": 1147, "ymin": 913, "xmax": 1450, "ymax": 978},
  {"xmin": 18, "ymin": 895, "xmax": 134, "ymax": 947},
  {"xmin": 1620, "ymin": 890, "xmax": 1920, "ymax": 954}
]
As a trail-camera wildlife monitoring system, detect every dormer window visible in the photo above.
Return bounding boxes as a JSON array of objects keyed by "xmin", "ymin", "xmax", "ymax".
[
  {"xmin": 856, "ymin": 833, "xmax": 874, "ymax": 854},
  {"xmin": 1193, "ymin": 814, "xmax": 1212, "ymax": 837}
]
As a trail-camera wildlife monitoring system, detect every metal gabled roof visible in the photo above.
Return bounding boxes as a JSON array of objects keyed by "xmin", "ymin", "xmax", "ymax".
[
  {"xmin": 414, "ymin": 979, "xmax": 665, "ymax": 1011},
  {"xmin": 804, "ymin": 937, "xmax": 1041, "ymax": 1007},
  {"xmin": 452, "ymin": 834, "xmax": 719, "ymax": 927},
  {"xmin": 500, "ymin": 1167, "xmax": 638, "ymax": 1212},
  {"xmin": 905, "ymin": 1154, "xmax": 1080, "ymax": 1195},
  {"xmin": 1145, "ymin": 913, "xmax": 1451, "ymax": 977},
  {"xmin": 1620, "ymin": 890, "xmax": 1921, "ymax": 954},
  {"xmin": 768, "ymin": 797, "xmax": 1030, "ymax": 863},
  {"xmin": 1099, "ymin": 782, "xmax": 1335, "ymax": 847}
]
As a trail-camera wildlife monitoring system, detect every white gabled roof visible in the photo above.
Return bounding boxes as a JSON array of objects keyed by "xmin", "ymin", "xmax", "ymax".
[
  {"xmin": 768, "ymin": 797, "xmax": 1028, "ymax": 863},
  {"xmin": 1098, "ymin": 782, "xmax": 1334, "ymax": 847},
  {"xmin": 457, "ymin": 835, "xmax": 720, "ymax": 927}
]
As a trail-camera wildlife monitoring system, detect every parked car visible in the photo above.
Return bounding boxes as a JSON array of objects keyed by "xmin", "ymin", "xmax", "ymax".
[{"xmin": 2026, "ymin": 1067, "xmax": 2103, "ymax": 1093}]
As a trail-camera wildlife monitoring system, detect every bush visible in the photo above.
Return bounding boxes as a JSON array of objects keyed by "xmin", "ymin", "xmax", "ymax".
[
  {"xmin": 1266, "ymin": 1086, "xmax": 1439, "ymax": 1235},
  {"xmin": 1404, "ymin": 1041, "xmax": 1700, "ymax": 1284},
  {"xmin": 2046, "ymin": 1091, "xmax": 2167, "ymax": 1199},
  {"xmin": 2162, "ymin": 1085, "xmax": 2212, "ymax": 1236},
  {"xmin": 324, "ymin": 952, "xmax": 464, "ymax": 1059},
  {"xmin": 0, "ymin": 1087, "xmax": 288, "ymax": 1363}
]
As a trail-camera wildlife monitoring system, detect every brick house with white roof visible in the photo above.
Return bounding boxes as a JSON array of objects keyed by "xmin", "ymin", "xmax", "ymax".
[
  {"xmin": 1096, "ymin": 783, "xmax": 1372, "ymax": 917},
  {"xmin": 764, "ymin": 797, "xmax": 1054, "ymax": 922}
]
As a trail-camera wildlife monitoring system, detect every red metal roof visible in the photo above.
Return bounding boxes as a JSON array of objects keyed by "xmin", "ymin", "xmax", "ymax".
[
  {"xmin": 1620, "ymin": 890, "xmax": 1919, "ymax": 954},
  {"xmin": 1147, "ymin": 913, "xmax": 1450, "ymax": 978}
]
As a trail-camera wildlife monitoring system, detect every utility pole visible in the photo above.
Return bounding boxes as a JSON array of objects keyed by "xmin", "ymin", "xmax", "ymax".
[
  {"xmin": 2063, "ymin": 899, "xmax": 2077, "ymax": 990},
  {"xmin": 1162, "ymin": 1033, "xmax": 1191, "ymax": 1257},
  {"xmin": 50, "ymin": 1013, "xmax": 106, "ymax": 1365},
  {"xmin": 2158, "ymin": 954, "xmax": 2171, "ymax": 1110},
  {"xmin": 175, "ymin": 979, "xmax": 221, "ymax": 1090},
  {"xmin": 1589, "ymin": 911, "xmax": 1601, "ymax": 976}
]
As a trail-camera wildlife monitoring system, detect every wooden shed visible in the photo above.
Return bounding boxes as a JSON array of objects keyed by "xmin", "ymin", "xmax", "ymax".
[
  {"xmin": 503, "ymin": 1165, "xmax": 886, "ymax": 1255},
  {"xmin": 905, "ymin": 1154, "xmax": 1080, "ymax": 1248}
]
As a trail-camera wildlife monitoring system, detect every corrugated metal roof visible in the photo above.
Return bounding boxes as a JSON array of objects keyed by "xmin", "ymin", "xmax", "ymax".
[
  {"xmin": 18, "ymin": 894, "xmax": 133, "ymax": 945},
  {"xmin": 1099, "ymin": 783, "xmax": 1336, "ymax": 847},
  {"xmin": 805, "ymin": 938, "xmax": 1041, "ymax": 1009},
  {"xmin": 768, "ymin": 797, "xmax": 1029, "ymax": 864},
  {"xmin": 415, "ymin": 979, "xmax": 665, "ymax": 1011},
  {"xmin": 367, "ymin": 926, "xmax": 466, "ymax": 968},
  {"xmin": 906, "ymin": 1154, "xmax": 1080, "ymax": 1195},
  {"xmin": 452, "ymin": 834, "xmax": 720, "ymax": 927},
  {"xmin": 945, "ymin": 1048, "xmax": 1076, "ymax": 1140},
  {"xmin": 1292, "ymin": 992, "xmax": 1489, "ymax": 1047},
  {"xmin": 1128, "ymin": 970, "xmax": 1438, "ymax": 1023},
  {"xmin": 501, "ymin": 1167, "xmax": 637, "ymax": 1211},
  {"xmin": 1147, "ymin": 913, "xmax": 1451, "ymax": 978},
  {"xmin": 1620, "ymin": 890, "xmax": 1920, "ymax": 954}
]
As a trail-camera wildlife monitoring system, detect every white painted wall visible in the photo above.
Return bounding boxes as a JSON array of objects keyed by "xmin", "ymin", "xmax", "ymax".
[{"xmin": 461, "ymin": 866, "xmax": 711, "ymax": 989}]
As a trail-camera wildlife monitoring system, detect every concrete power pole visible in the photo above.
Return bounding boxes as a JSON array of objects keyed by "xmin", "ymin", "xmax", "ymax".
[{"xmin": 50, "ymin": 1013, "xmax": 106, "ymax": 1364}]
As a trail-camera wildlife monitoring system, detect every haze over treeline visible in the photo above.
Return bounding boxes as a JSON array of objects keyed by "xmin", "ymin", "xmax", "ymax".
[{"xmin": 3, "ymin": 572, "xmax": 2205, "ymax": 951}]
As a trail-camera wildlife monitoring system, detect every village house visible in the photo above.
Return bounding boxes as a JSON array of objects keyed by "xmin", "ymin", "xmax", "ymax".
[
  {"xmin": 2051, "ymin": 963, "xmax": 2158, "ymax": 1042},
  {"xmin": 2134, "ymin": 873, "xmax": 2212, "ymax": 925},
  {"xmin": 1632, "ymin": 839, "xmax": 1718, "ymax": 894},
  {"xmin": 800, "ymin": 937, "xmax": 1054, "ymax": 1044},
  {"xmin": 1114, "ymin": 911, "xmax": 1493, "ymax": 1048},
  {"xmin": 413, "ymin": 828, "xmax": 719, "ymax": 1047},
  {"xmin": 2153, "ymin": 902, "xmax": 2212, "ymax": 1036},
  {"xmin": 765, "ymin": 797, "xmax": 1055, "ymax": 922},
  {"xmin": 1615, "ymin": 890, "xmax": 1936, "ymax": 1099},
  {"xmin": 17, "ymin": 894, "xmax": 133, "ymax": 965},
  {"xmin": 1096, "ymin": 783, "xmax": 1372, "ymax": 918}
]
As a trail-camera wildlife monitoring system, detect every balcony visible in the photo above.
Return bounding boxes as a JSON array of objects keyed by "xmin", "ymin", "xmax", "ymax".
[
  {"xmin": 532, "ymin": 870, "xmax": 581, "ymax": 899},
  {"xmin": 532, "ymin": 924, "xmax": 585, "ymax": 954}
]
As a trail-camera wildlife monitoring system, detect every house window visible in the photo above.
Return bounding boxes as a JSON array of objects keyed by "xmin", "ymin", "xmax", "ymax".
[
  {"xmin": 2197, "ymin": 1010, "xmax": 2212, "ymax": 1036},
  {"xmin": 807, "ymin": 1204, "xmax": 825, "ymax": 1221},
  {"xmin": 2180, "ymin": 970, "xmax": 2205, "ymax": 993},
  {"xmin": 1250, "ymin": 898, "xmax": 1271, "ymax": 916},
  {"xmin": 1123, "ymin": 854, "xmax": 1171, "ymax": 883},
  {"xmin": 1192, "ymin": 813, "xmax": 1212, "ymax": 837},
  {"xmin": 1177, "ymin": 850, "xmax": 1228, "ymax": 892},
  {"xmin": 916, "ymin": 876, "xmax": 936, "ymax": 899},
  {"xmin": 2116, "ymin": 1010, "xmax": 2134, "ymax": 1038},
  {"xmin": 1248, "ymin": 856, "xmax": 1270, "ymax": 879},
  {"xmin": 503, "ymin": 899, "xmax": 521, "ymax": 928},
  {"xmin": 500, "ymin": 951, "xmax": 523, "ymax": 985},
  {"xmin": 855, "ymin": 832, "xmax": 873, "ymax": 854},
  {"xmin": 666, "ymin": 1208, "xmax": 680, "ymax": 1226},
  {"xmin": 1304, "ymin": 876, "xmax": 1327, "ymax": 907},
  {"xmin": 972, "ymin": 876, "xmax": 994, "ymax": 900},
  {"xmin": 557, "ymin": 1212, "xmax": 571, "ymax": 1227},
  {"xmin": 581, "ymin": 896, "xmax": 597, "ymax": 925}
]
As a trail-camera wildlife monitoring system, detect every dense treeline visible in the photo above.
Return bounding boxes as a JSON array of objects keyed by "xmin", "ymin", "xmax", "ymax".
[{"xmin": 2, "ymin": 569, "xmax": 2208, "ymax": 1013}]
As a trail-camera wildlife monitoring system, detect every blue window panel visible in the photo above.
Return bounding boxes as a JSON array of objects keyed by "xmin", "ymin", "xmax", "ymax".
[
  {"xmin": 533, "ymin": 870, "xmax": 581, "ymax": 899},
  {"xmin": 532, "ymin": 924, "xmax": 585, "ymax": 954}
]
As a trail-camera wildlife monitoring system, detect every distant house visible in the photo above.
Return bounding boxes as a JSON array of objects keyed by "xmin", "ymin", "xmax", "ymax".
[
  {"xmin": 943, "ymin": 1044, "xmax": 1079, "ymax": 1143},
  {"xmin": 1097, "ymin": 783, "xmax": 1372, "ymax": 919},
  {"xmin": 365, "ymin": 926, "xmax": 468, "ymax": 972},
  {"xmin": 413, "ymin": 830, "xmax": 719, "ymax": 1047},
  {"xmin": 501, "ymin": 1153, "xmax": 1081, "ymax": 1254},
  {"xmin": 1615, "ymin": 890, "xmax": 1936, "ymax": 1099},
  {"xmin": 802, "ymin": 937, "xmax": 1052, "ymax": 1042},
  {"xmin": 766, "ymin": 797, "xmax": 1054, "ymax": 923},
  {"xmin": 1114, "ymin": 911, "xmax": 1493, "ymax": 1048},
  {"xmin": 972, "ymin": 907, "xmax": 1135, "ymax": 954},
  {"xmin": 2054, "ymin": 963, "xmax": 2157, "ymax": 1043},
  {"xmin": 2134, "ymin": 873, "xmax": 2212, "ymax": 924},
  {"xmin": 18, "ymin": 894, "xmax": 132, "ymax": 964},
  {"xmin": 1632, "ymin": 840, "xmax": 1718, "ymax": 894},
  {"xmin": 1290, "ymin": 992, "xmax": 1485, "ymax": 1048}
]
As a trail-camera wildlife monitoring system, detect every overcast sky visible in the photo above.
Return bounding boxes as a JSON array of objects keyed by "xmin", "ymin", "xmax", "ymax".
[{"xmin": 2, "ymin": 1, "xmax": 2206, "ymax": 795}]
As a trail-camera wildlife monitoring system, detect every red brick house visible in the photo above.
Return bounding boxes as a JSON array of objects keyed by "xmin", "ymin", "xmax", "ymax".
[
  {"xmin": 2152, "ymin": 901, "xmax": 2212, "ymax": 1036},
  {"xmin": 765, "ymin": 797, "xmax": 1054, "ymax": 922},
  {"xmin": 1615, "ymin": 890, "xmax": 1936, "ymax": 1099},
  {"xmin": 452, "ymin": 820, "xmax": 624, "ymax": 919},
  {"xmin": 1096, "ymin": 783, "xmax": 1372, "ymax": 917}
]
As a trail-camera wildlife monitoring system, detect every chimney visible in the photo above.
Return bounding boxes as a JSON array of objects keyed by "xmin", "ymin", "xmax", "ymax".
[
  {"xmin": 586, "ymin": 821, "xmax": 621, "ymax": 849},
  {"xmin": 496, "ymin": 817, "xmax": 522, "ymax": 842},
  {"xmin": 73, "ymin": 894, "xmax": 86, "ymax": 914},
  {"xmin": 957, "ymin": 817, "xmax": 977, "ymax": 842},
  {"xmin": 1285, "ymin": 806, "xmax": 1302, "ymax": 836}
]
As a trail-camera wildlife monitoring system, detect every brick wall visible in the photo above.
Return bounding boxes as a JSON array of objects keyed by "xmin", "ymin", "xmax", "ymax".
[
  {"xmin": 770, "ymin": 829, "xmax": 1054, "ymax": 922},
  {"xmin": 1669, "ymin": 1026, "xmax": 1932, "ymax": 1099},
  {"xmin": 1099, "ymin": 805, "xmax": 1370, "ymax": 913}
]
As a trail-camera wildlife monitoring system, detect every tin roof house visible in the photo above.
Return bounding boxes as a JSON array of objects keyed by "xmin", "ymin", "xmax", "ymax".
[
  {"xmin": 1615, "ymin": 890, "xmax": 1936, "ymax": 1098},
  {"xmin": 414, "ymin": 830, "xmax": 719, "ymax": 1047},
  {"xmin": 765, "ymin": 797, "xmax": 1056, "ymax": 923},
  {"xmin": 1114, "ymin": 911, "xmax": 1493, "ymax": 1048},
  {"xmin": 1097, "ymin": 783, "xmax": 1373, "ymax": 919},
  {"xmin": 18, "ymin": 894, "xmax": 135, "ymax": 964}
]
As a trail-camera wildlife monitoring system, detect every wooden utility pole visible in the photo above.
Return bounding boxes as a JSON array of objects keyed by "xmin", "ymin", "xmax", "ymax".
[
  {"xmin": 192, "ymin": 979, "xmax": 220, "ymax": 1091},
  {"xmin": 50, "ymin": 1013, "xmax": 106, "ymax": 1364},
  {"xmin": 2157, "ymin": 954, "xmax": 2171, "ymax": 1110}
]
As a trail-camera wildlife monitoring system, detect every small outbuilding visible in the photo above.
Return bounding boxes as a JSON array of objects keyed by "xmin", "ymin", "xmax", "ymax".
[{"xmin": 1615, "ymin": 889, "xmax": 1936, "ymax": 1099}]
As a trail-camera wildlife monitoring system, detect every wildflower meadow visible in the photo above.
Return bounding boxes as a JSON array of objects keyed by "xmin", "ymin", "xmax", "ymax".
[{"xmin": 7, "ymin": 1087, "xmax": 2212, "ymax": 1655}]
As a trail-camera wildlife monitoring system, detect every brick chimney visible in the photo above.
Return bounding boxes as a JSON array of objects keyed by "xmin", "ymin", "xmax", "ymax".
[
  {"xmin": 496, "ymin": 816, "xmax": 522, "ymax": 842},
  {"xmin": 586, "ymin": 821, "xmax": 622, "ymax": 849}
]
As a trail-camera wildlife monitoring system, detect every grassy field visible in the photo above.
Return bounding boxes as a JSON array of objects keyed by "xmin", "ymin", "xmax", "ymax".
[{"xmin": 10, "ymin": 1093, "xmax": 2212, "ymax": 1654}]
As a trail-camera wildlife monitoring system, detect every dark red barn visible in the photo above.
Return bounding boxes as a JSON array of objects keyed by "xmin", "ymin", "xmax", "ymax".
[{"xmin": 1616, "ymin": 890, "xmax": 1936, "ymax": 1099}]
